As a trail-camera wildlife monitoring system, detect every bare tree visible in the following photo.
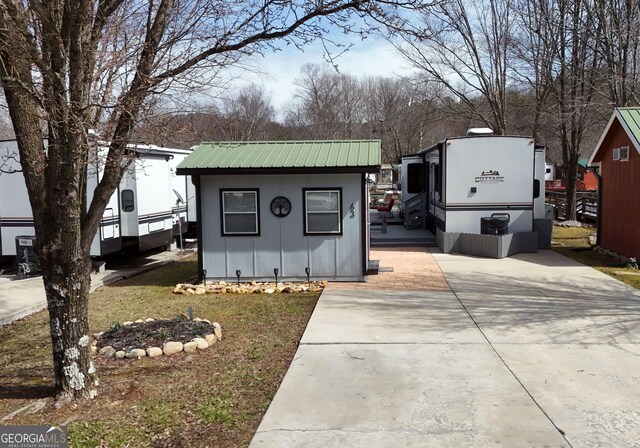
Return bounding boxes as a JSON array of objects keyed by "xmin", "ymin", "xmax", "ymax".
[
  {"xmin": 512, "ymin": 0, "xmax": 555, "ymax": 142},
  {"xmin": 289, "ymin": 63, "xmax": 364, "ymax": 139},
  {"xmin": 362, "ymin": 76, "xmax": 445, "ymax": 160},
  {"xmin": 288, "ymin": 64, "xmax": 454, "ymax": 161},
  {"xmin": 531, "ymin": 0, "xmax": 604, "ymax": 220},
  {"xmin": 0, "ymin": 0, "xmax": 433, "ymax": 401},
  {"xmin": 219, "ymin": 84, "xmax": 275, "ymax": 141},
  {"xmin": 592, "ymin": 0, "xmax": 640, "ymax": 107},
  {"xmin": 397, "ymin": 0, "xmax": 516, "ymax": 135}
]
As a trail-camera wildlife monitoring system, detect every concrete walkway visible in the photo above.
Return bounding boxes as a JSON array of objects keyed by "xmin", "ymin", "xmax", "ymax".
[
  {"xmin": 0, "ymin": 248, "xmax": 192, "ymax": 325},
  {"xmin": 250, "ymin": 248, "xmax": 640, "ymax": 447}
]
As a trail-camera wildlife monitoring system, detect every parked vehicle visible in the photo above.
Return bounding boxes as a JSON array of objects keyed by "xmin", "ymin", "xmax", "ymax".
[
  {"xmin": 0, "ymin": 140, "xmax": 193, "ymax": 274},
  {"xmin": 119, "ymin": 144, "xmax": 193, "ymax": 252},
  {"xmin": 401, "ymin": 131, "xmax": 550, "ymax": 257},
  {"xmin": 0, "ymin": 139, "xmax": 121, "ymax": 262},
  {"xmin": 167, "ymin": 148, "xmax": 192, "ymax": 237}
]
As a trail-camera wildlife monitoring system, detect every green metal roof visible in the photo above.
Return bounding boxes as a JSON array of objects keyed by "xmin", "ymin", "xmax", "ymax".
[
  {"xmin": 177, "ymin": 140, "xmax": 381, "ymax": 173},
  {"xmin": 617, "ymin": 108, "xmax": 640, "ymax": 142}
]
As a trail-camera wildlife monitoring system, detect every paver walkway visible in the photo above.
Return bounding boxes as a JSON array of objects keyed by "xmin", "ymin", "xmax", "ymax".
[
  {"xmin": 331, "ymin": 247, "xmax": 449, "ymax": 291},
  {"xmin": 251, "ymin": 248, "xmax": 640, "ymax": 448}
]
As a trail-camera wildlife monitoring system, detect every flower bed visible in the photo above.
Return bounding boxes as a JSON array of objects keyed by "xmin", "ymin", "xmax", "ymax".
[{"xmin": 93, "ymin": 317, "xmax": 222, "ymax": 359}]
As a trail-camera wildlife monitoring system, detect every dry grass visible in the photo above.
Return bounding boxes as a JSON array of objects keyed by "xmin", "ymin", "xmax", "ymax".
[
  {"xmin": 552, "ymin": 225, "xmax": 640, "ymax": 289},
  {"xmin": 0, "ymin": 255, "xmax": 320, "ymax": 447}
]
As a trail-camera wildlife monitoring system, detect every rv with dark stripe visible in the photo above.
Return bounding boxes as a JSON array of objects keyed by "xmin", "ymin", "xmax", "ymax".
[{"xmin": 401, "ymin": 131, "xmax": 551, "ymax": 258}]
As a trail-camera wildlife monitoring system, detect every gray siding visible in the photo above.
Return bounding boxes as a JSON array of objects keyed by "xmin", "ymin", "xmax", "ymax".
[{"xmin": 200, "ymin": 173, "xmax": 364, "ymax": 281}]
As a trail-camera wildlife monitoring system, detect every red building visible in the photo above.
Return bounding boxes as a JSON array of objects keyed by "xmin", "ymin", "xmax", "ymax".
[
  {"xmin": 579, "ymin": 158, "xmax": 599, "ymax": 191},
  {"xmin": 589, "ymin": 107, "xmax": 640, "ymax": 259},
  {"xmin": 545, "ymin": 159, "xmax": 598, "ymax": 191}
]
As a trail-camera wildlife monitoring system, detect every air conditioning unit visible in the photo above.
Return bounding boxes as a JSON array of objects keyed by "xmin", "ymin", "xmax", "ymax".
[{"xmin": 466, "ymin": 127, "xmax": 494, "ymax": 136}]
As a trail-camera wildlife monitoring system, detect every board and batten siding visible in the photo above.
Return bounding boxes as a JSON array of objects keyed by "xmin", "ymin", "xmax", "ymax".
[
  {"xmin": 598, "ymin": 120, "xmax": 640, "ymax": 259},
  {"xmin": 200, "ymin": 173, "xmax": 364, "ymax": 281}
]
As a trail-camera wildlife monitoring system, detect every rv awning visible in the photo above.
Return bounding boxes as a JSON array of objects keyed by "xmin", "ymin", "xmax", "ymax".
[{"xmin": 176, "ymin": 140, "xmax": 381, "ymax": 175}]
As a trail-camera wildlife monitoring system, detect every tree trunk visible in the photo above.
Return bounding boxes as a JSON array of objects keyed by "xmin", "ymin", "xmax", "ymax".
[
  {"xmin": 37, "ymin": 157, "xmax": 98, "ymax": 400},
  {"xmin": 564, "ymin": 153, "xmax": 579, "ymax": 221},
  {"xmin": 41, "ymin": 248, "xmax": 97, "ymax": 399},
  {"xmin": 0, "ymin": 45, "xmax": 97, "ymax": 400}
]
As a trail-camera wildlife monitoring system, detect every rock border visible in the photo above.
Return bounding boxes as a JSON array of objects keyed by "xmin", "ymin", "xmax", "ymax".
[
  {"xmin": 92, "ymin": 317, "xmax": 222, "ymax": 360},
  {"xmin": 173, "ymin": 280, "xmax": 326, "ymax": 295}
]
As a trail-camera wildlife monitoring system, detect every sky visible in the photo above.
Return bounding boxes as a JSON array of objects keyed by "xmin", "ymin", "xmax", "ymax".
[{"xmin": 223, "ymin": 34, "xmax": 417, "ymax": 114}]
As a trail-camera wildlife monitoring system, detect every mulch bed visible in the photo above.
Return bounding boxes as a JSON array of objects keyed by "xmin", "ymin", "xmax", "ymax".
[{"xmin": 98, "ymin": 318, "xmax": 214, "ymax": 352}]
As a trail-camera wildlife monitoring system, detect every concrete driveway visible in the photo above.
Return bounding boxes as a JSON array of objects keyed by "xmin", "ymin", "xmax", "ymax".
[{"xmin": 250, "ymin": 248, "xmax": 640, "ymax": 448}]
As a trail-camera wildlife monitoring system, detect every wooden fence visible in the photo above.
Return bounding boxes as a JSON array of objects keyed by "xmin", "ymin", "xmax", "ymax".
[{"xmin": 546, "ymin": 190, "xmax": 597, "ymax": 221}]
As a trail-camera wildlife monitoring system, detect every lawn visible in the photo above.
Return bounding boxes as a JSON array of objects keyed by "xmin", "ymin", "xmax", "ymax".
[
  {"xmin": 552, "ymin": 225, "xmax": 640, "ymax": 289},
  {"xmin": 0, "ymin": 255, "xmax": 320, "ymax": 447}
]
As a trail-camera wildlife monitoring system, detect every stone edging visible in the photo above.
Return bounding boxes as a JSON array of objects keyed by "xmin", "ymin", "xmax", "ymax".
[
  {"xmin": 173, "ymin": 280, "xmax": 326, "ymax": 295},
  {"xmin": 92, "ymin": 317, "xmax": 222, "ymax": 360}
]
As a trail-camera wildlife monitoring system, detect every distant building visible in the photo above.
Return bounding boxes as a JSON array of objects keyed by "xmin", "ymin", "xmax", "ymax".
[{"xmin": 544, "ymin": 158, "xmax": 597, "ymax": 191}]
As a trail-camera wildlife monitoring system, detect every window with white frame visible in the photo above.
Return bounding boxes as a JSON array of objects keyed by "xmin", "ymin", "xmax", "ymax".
[
  {"xmin": 304, "ymin": 188, "xmax": 342, "ymax": 235},
  {"xmin": 613, "ymin": 148, "xmax": 620, "ymax": 160},
  {"xmin": 220, "ymin": 189, "xmax": 259, "ymax": 235},
  {"xmin": 620, "ymin": 146, "xmax": 629, "ymax": 161}
]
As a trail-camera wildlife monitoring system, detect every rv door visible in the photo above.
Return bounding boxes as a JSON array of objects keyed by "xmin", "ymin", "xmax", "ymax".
[
  {"xmin": 400, "ymin": 155, "xmax": 425, "ymax": 227},
  {"xmin": 401, "ymin": 156, "xmax": 424, "ymax": 201},
  {"xmin": 102, "ymin": 208, "xmax": 116, "ymax": 239}
]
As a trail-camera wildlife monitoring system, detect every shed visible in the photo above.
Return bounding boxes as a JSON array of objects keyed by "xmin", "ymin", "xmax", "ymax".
[
  {"xmin": 588, "ymin": 107, "xmax": 640, "ymax": 259},
  {"xmin": 578, "ymin": 157, "xmax": 598, "ymax": 191},
  {"xmin": 176, "ymin": 140, "xmax": 381, "ymax": 282}
]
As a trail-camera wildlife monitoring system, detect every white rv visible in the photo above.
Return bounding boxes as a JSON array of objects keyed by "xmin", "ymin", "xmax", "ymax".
[
  {"xmin": 119, "ymin": 144, "xmax": 193, "ymax": 252},
  {"xmin": 167, "ymin": 148, "xmax": 192, "ymax": 237},
  {"xmin": 0, "ymin": 139, "xmax": 121, "ymax": 260},
  {"xmin": 1, "ymin": 140, "xmax": 193, "ymax": 271},
  {"xmin": 402, "ymin": 134, "xmax": 550, "ymax": 257},
  {"xmin": 545, "ymin": 163, "xmax": 556, "ymax": 181}
]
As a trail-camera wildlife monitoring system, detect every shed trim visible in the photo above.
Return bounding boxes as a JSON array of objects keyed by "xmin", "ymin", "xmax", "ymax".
[{"xmin": 177, "ymin": 166, "xmax": 380, "ymax": 176}]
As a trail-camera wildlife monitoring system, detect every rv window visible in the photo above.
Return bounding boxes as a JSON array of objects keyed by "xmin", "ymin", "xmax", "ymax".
[
  {"xmin": 221, "ymin": 190, "xmax": 259, "ymax": 235},
  {"xmin": 304, "ymin": 188, "xmax": 342, "ymax": 235},
  {"xmin": 407, "ymin": 163, "xmax": 425, "ymax": 194},
  {"xmin": 121, "ymin": 189, "xmax": 134, "ymax": 212},
  {"xmin": 533, "ymin": 179, "xmax": 540, "ymax": 198}
]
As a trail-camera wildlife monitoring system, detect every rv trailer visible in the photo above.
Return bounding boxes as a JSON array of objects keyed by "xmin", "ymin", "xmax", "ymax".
[
  {"xmin": 402, "ymin": 134, "xmax": 551, "ymax": 258},
  {"xmin": 167, "ymin": 148, "xmax": 192, "ymax": 237},
  {"xmin": 119, "ymin": 144, "xmax": 192, "ymax": 252},
  {"xmin": 0, "ymin": 139, "xmax": 121, "ymax": 262}
]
